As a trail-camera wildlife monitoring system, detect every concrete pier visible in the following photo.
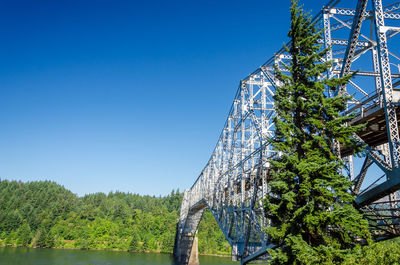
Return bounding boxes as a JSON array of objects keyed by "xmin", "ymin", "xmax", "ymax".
[{"xmin": 173, "ymin": 191, "xmax": 205, "ymax": 265}]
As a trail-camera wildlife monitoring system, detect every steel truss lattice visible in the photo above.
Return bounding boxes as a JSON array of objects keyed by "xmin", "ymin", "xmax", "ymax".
[{"xmin": 174, "ymin": 0, "xmax": 400, "ymax": 264}]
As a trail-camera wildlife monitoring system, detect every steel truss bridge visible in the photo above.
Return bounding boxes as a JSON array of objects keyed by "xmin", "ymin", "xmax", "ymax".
[{"xmin": 173, "ymin": 0, "xmax": 400, "ymax": 264}]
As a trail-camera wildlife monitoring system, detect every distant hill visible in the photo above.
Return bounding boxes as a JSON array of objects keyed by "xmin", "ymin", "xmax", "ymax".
[{"xmin": 0, "ymin": 179, "xmax": 230, "ymax": 255}]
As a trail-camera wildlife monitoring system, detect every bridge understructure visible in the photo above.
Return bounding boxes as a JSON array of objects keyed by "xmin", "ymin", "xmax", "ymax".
[{"xmin": 173, "ymin": 0, "xmax": 400, "ymax": 264}]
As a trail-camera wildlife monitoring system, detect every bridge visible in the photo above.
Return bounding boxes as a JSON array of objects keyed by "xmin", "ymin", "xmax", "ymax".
[{"xmin": 173, "ymin": 0, "xmax": 400, "ymax": 264}]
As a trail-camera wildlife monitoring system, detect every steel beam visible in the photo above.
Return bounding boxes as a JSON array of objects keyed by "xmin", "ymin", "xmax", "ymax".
[{"xmin": 174, "ymin": 1, "xmax": 400, "ymax": 263}]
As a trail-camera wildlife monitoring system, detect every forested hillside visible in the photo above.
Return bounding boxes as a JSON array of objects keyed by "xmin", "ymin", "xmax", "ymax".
[
  {"xmin": 0, "ymin": 180, "xmax": 230, "ymax": 255},
  {"xmin": 3, "ymin": 179, "xmax": 400, "ymax": 263}
]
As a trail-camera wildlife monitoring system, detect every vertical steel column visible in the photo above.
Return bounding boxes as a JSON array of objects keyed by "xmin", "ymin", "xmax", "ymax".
[
  {"xmin": 240, "ymin": 82, "xmax": 246, "ymax": 253},
  {"xmin": 323, "ymin": 10, "xmax": 333, "ymax": 78},
  {"xmin": 372, "ymin": 47, "xmax": 383, "ymax": 103},
  {"xmin": 372, "ymin": 0, "xmax": 400, "ymax": 170}
]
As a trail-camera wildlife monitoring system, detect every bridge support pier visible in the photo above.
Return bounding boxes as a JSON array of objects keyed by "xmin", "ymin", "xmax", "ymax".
[
  {"xmin": 188, "ymin": 235, "xmax": 199, "ymax": 265},
  {"xmin": 174, "ymin": 232, "xmax": 200, "ymax": 265},
  {"xmin": 173, "ymin": 191, "xmax": 206, "ymax": 265},
  {"xmin": 231, "ymin": 244, "xmax": 239, "ymax": 262}
]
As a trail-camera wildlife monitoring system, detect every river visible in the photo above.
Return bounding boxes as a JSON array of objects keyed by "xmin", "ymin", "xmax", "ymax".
[{"xmin": 0, "ymin": 247, "xmax": 239, "ymax": 265}]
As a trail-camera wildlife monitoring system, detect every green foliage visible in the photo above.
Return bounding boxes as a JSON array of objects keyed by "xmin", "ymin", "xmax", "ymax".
[
  {"xmin": 45, "ymin": 229, "xmax": 55, "ymax": 248},
  {"xmin": 264, "ymin": 1, "xmax": 371, "ymax": 264},
  {"xmin": 198, "ymin": 209, "xmax": 231, "ymax": 255},
  {"xmin": 0, "ymin": 179, "xmax": 228, "ymax": 255},
  {"xmin": 129, "ymin": 231, "xmax": 139, "ymax": 252},
  {"xmin": 36, "ymin": 229, "xmax": 48, "ymax": 248},
  {"xmin": 34, "ymin": 227, "xmax": 55, "ymax": 248},
  {"xmin": 17, "ymin": 223, "xmax": 31, "ymax": 247},
  {"xmin": 343, "ymin": 239, "xmax": 400, "ymax": 265},
  {"xmin": 142, "ymin": 236, "xmax": 149, "ymax": 251}
]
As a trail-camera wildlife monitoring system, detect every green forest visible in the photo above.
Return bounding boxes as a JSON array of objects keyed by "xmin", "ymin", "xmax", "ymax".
[
  {"xmin": 0, "ymin": 179, "xmax": 230, "ymax": 255},
  {"xmin": 2, "ymin": 179, "xmax": 400, "ymax": 264}
]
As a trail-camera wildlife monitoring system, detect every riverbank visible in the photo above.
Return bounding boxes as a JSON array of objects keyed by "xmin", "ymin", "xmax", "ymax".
[
  {"xmin": 0, "ymin": 241, "xmax": 231, "ymax": 258},
  {"xmin": 0, "ymin": 247, "xmax": 238, "ymax": 265}
]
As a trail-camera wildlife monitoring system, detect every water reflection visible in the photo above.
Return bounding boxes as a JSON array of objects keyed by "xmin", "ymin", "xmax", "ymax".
[{"xmin": 0, "ymin": 247, "xmax": 239, "ymax": 265}]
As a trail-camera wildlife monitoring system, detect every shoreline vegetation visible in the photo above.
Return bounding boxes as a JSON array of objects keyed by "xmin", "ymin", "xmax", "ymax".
[
  {"xmin": 3, "ymin": 179, "xmax": 400, "ymax": 264},
  {"xmin": 0, "ymin": 179, "xmax": 230, "ymax": 256},
  {"xmin": 0, "ymin": 244, "xmax": 231, "ymax": 258}
]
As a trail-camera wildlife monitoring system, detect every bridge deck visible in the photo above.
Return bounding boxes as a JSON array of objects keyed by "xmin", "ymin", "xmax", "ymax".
[{"xmin": 341, "ymin": 91, "xmax": 400, "ymax": 157}]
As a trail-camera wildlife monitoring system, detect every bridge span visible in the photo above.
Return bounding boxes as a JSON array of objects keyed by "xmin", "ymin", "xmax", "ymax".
[{"xmin": 174, "ymin": 0, "xmax": 400, "ymax": 264}]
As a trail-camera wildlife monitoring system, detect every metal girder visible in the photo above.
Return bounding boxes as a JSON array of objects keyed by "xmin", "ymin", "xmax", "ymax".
[
  {"xmin": 331, "ymin": 4, "xmax": 400, "ymax": 19},
  {"xmin": 339, "ymin": 0, "xmax": 368, "ymax": 93},
  {"xmin": 373, "ymin": 0, "xmax": 400, "ymax": 169},
  {"xmin": 317, "ymin": 38, "xmax": 371, "ymax": 47},
  {"xmin": 174, "ymin": 0, "xmax": 400, "ymax": 264}
]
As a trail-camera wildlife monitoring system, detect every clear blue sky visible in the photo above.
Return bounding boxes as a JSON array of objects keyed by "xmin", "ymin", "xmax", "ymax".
[{"xmin": 0, "ymin": 0, "xmax": 327, "ymax": 196}]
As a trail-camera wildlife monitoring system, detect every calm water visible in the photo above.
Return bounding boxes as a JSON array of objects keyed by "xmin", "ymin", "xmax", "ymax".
[{"xmin": 0, "ymin": 247, "xmax": 238, "ymax": 265}]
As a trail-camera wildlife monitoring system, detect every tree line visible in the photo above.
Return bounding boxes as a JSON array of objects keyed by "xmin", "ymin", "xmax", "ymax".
[{"xmin": 0, "ymin": 179, "xmax": 229, "ymax": 255}]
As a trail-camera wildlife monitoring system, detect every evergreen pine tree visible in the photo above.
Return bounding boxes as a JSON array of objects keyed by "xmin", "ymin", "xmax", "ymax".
[
  {"xmin": 129, "ymin": 231, "xmax": 139, "ymax": 252},
  {"xmin": 17, "ymin": 223, "xmax": 32, "ymax": 247},
  {"xmin": 36, "ymin": 229, "xmax": 47, "ymax": 248},
  {"xmin": 44, "ymin": 230, "xmax": 54, "ymax": 248},
  {"xmin": 142, "ymin": 236, "xmax": 149, "ymax": 251},
  {"xmin": 36, "ymin": 227, "xmax": 54, "ymax": 248},
  {"xmin": 264, "ymin": 1, "xmax": 371, "ymax": 264}
]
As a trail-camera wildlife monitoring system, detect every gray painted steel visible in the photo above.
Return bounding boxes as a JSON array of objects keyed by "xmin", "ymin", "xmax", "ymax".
[{"xmin": 174, "ymin": 0, "xmax": 400, "ymax": 264}]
